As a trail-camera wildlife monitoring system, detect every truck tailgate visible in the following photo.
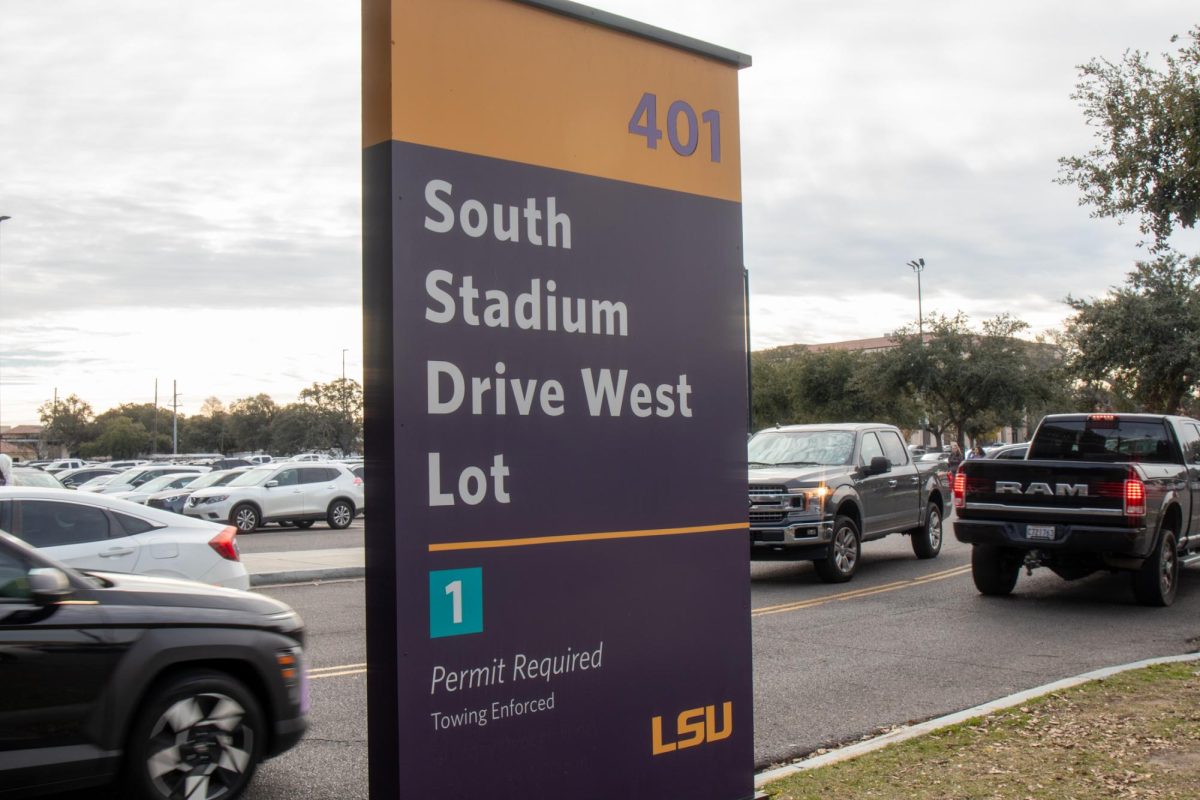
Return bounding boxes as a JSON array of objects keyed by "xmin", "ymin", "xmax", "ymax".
[{"xmin": 958, "ymin": 459, "xmax": 1132, "ymax": 525}]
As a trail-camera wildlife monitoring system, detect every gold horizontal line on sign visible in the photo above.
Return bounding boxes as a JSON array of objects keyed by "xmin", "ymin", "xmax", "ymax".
[{"xmin": 429, "ymin": 522, "xmax": 750, "ymax": 552}]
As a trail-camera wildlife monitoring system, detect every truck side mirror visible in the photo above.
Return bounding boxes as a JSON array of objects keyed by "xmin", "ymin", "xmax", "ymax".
[{"xmin": 867, "ymin": 456, "xmax": 891, "ymax": 475}]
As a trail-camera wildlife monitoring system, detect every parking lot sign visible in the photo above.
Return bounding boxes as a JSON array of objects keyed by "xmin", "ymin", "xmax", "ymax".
[{"xmin": 363, "ymin": 1, "xmax": 753, "ymax": 796}]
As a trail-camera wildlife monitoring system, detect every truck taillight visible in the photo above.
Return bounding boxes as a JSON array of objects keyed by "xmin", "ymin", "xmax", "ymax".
[
  {"xmin": 1124, "ymin": 479, "xmax": 1146, "ymax": 517},
  {"xmin": 208, "ymin": 526, "xmax": 241, "ymax": 561},
  {"xmin": 953, "ymin": 472, "xmax": 966, "ymax": 509}
]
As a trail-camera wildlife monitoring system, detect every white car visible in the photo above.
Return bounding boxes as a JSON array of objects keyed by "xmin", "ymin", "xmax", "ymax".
[
  {"xmin": 0, "ymin": 486, "xmax": 248, "ymax": 589},
  {"xmin": 107, "ymin": 472, "xmax": 202, "ymax": 505},
  {"xmin": 106, "ymin": 458, "xmax": 151, "ymax": 470},
  {"xmin": 80, "ymin": 464, "xmax": 210, "ymax": 494},
  {"xmin": 289, "ymin": 453, "xmax": 330, "ymax": 462},
  {"xmin": 184, "ymin": 462, "xmax": 364, "ymax": 532},
  {"xmin": 245, "ymin": 454, "xmax": 274, "ymax": 465}
]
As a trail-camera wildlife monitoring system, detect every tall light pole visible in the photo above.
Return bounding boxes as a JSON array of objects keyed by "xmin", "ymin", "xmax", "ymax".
[
  {"xmin": 342, "ymin": 348, "xmax": 349, "ymax": 382},
  {"xmin": 907, "ymin": 257, "xmax": 928, "ymax": 446},
  {"xmin": 906, "ymin": 257, "xmax": 925, "ymax": 342},
  {"xmin": 0, "ymin": 216, "xmax": 11, "ymax": 434}
]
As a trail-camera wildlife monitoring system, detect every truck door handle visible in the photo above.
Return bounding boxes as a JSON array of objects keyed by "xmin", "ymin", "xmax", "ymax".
[
  {"xmin": 888, "ymin": 480, "xmax": 898, "ymax": 488},
  {"xmin": 100, "ymin": 547, "xmax": 135, "ymax": 558}
]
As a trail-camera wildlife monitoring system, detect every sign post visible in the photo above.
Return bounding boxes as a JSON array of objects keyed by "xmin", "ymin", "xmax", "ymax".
[{"xmin": 363, "ymin": 1, "xmax": 753, "ymax": 796}]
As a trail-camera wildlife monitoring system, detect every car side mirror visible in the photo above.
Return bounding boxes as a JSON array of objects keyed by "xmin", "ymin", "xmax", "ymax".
[
  {"xmin": 265, "ymin": 480, "xmax": 279, "ymax": 488},
  {"xmin": 867, "ymin": 456, "xmax": 891, "ymax": 475},
  {"xmin": 28, "ymin": 567, "xmax": 73, "ymax": 604}
]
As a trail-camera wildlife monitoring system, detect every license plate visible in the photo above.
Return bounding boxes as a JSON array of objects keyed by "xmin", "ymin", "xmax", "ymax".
[{"xmin": 1026, "ymin": 524, "xmax": 1056, "ymax": 541}]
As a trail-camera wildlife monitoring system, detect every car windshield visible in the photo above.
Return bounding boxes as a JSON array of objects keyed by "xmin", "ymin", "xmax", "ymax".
[
  {"xmin": 77, "ymin": 474, "xmax": 116, "ymax": 490},
  {"xmin": 137, "ymin": 473, "xmax": 198, "ymax": 493},
  {"xmin": 13, "ymin": 470, "xmax": 65, "ymax": 488},
  {"xmin": 188, "ymin": 469, "xmax": 238, "ymax": 489},
  {"xmin": 748, "ymin": 430, "xmax": 855, "ymax": 467},
  {"xmin": 227, "ymin": 467, "xmax": 276, "ymax": 487}
]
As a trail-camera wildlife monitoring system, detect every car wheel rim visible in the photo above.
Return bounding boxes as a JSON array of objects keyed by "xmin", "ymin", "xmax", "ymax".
[
  {"xmin": 1160, "ymin": 537, "xmax": 1177, "ymax": 596},
  {"xmin": 928, "ymin": 510, "xmax": 942, "ymax": 549},
  {"xmin": 333, "ymin": 504, "xmax": 351, "ymax": 527},
  {"xmin": 234, "ymin": 509, "xmax": 256, "ymax": 532},
  {"xmin": 833, "ymin": 526, "xmax": 857, "ymax": 573},
  {"xmin": 146, "ymin": 692, "xmax": 253, "ymax": 800}
]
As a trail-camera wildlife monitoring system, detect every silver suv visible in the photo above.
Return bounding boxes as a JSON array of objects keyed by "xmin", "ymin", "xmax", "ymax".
[{"xmin": 183, "ymin": 462, "xmax": 364, "ymax": 532}]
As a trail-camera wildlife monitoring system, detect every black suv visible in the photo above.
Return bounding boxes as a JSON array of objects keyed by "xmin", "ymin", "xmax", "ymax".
[{"xmin": 0, "ymin": 530, "xmax": 307, "ymax": 799}]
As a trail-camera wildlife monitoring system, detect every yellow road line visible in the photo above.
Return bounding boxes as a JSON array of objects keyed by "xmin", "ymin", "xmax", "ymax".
[
  {"xmin": 309, "ymin": 667, "xmax": 367, "ymax": 680},
  {"xmin": 751, "ymin": 565, "xmax": 972, "ymax": 618},
  {"xmin": 309, "ymin": 662, "xmax": 366, "ymax": 675}
]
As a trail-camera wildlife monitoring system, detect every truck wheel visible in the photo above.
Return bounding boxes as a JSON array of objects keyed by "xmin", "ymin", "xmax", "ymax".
[
  {"xmin": 814, "ymin": 516, "xmax": 860, "ymax": 583},
  {"xmin": 1132, "ymin": 527, "xmax": 1179, "ymax": 607},
  {"xmin": 125, "ymin": 669, "xmax": 265, "ymax": 800},
  {"xmin": 911, "ymin": 503, "xmax": 943, "ymax": 559},
  {"xmin": 971, "ymin": 544, "xmax": 1020, "ymax": 596}
]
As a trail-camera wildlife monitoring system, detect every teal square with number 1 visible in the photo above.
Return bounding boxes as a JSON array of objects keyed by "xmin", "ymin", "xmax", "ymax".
[{"xmin": 429, "ymin": 568, "xmax": 483, "ymax": 638}]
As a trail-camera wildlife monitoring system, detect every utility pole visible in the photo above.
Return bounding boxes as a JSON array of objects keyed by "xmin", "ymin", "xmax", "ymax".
[
  {"xmin": 342, "ymin": 348, "xmax": 349, "ymax": 382},
  {"xmin": 172, "ymin": 380, "xmax": 181, "ymax": 456},
  {"xmin": 153, "ymin": 380, "xmax": 158, "ymax": 455}
]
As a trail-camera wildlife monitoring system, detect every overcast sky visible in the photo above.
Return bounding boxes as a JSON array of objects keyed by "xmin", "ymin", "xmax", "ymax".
[{"xmin": 0, "ymin": 0, "xmax": 1195, "ymax": 426}]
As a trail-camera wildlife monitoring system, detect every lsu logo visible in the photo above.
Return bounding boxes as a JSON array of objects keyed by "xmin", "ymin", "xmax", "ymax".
[{"xmin": 651, "ymin": 702, "xmax": 732, "ymax": 755}]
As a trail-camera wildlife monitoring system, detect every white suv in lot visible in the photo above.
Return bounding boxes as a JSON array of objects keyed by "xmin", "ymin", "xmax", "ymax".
[{"xmin": 183, "ymin": 462, "xmax": 364, "ymax": 532}]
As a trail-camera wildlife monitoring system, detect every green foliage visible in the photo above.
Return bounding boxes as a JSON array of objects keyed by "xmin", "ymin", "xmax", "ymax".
[
  {"xmin": 1063, "ymin": 251, "xmax": 1200, "ymax": 412},
  {"xmin": 1057, "ymin": 27, "xmax": 1200, "ymax": 251},
  {"xmin": 750, "ymin": 347, "xmax": 920, "ymax": 432},
  {"xmin": 81, "ymin": 416, "xmax": 150, "ymax": 460},
  {"xmin": 886, "ymin": 313, "xmax": 1059, "ymax": 445},
  {"xmin": 297, "ymin": 378, "xmax": 363, "ymax": 454},
  {"xmin": 226, "ymin": 394, "xmax": 278, "ymax": 453},
  {"xmin": 37, "ymin": 394, "xmax": 94, "ymax": 455}
]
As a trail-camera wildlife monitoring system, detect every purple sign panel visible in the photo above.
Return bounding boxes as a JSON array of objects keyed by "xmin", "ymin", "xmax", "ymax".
[{"xmin": 363, "ymin": 1, "xmax": 753, "ymax": 797}]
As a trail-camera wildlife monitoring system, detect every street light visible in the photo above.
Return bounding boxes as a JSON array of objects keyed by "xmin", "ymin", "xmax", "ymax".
[
  {"xmin": 0, "ymin": 216, "xmax": 11, "ymax": 433},
  {"xmin": 907, "ymin": 257, "xmax": 928, "ymax": 447},
  {"xmin": 342, "ymin": 348, "xmax": 349, "ymax": 382},
  {"xmin": 906, "ymin": 257, "xmax": 925, "ymax": 342}
]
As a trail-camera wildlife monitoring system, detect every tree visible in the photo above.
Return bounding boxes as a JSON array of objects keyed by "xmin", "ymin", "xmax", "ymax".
[
  {"xmin": 227, "ymin": 394, "xmax": 278, "ymax": 453},
  {"xmin": 297, "ymin": 378, "xmax": 363, "ymax": 455},
  {"xmin": 1057, "ymin": 27, "xmax": 1200, "ymax": 251},
  {"xmin": 1062, "ymin": 251, "xmax": 1200, "ymax": 413},
  {"xmin": 94, "ymin": 403, "xmax": 169, "ymax": 454},
  {"xmin": 38, "ymin": 394, "xmax": 94, "ymax": 456},
  {"xmin": 81, "ymin": 416, "xmax": 150, "ymax": 460},
  {"xmin": 750, "ymin": 347, "xmax": 920, "ymax": 431},
  {"xmin": 884, "ymin": 313, "xmax": 1059, "ymax": 446},
  {"xmin": 270, "ymin": 404, "xmax": 327, "ymax": 455}
]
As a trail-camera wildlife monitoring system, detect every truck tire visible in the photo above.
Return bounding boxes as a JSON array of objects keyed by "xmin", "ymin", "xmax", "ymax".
[
  {"xmin": 971, "ymin": 544, "xmax": 1020, "ymax": 596},
  {"xmin": 814, "ymin": 515, "xmax": 860, "ymax": 583},
  {"xmin": 1132, "ymin": 527, "xmax": 1179, "ymax": 607},
  {"xmin": 911, "ymin": 502, "xmax": 943, "ymax": 559}
]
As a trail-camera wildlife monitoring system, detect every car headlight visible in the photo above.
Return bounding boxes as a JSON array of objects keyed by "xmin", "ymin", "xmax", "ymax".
[
  {"xmin": 196, "ymin": 494, "xmax": 229, "ymax": 505},
  {"xmin": 163, "ymin": 494, "xmax": 187, "ymax": 503}
]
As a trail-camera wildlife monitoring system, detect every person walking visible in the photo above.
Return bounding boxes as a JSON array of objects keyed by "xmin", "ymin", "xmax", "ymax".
[
  {"xmin": 947, "ymin": 443, "xmax": 964, "ymax": 474},
  {"xmin": 968, "ymin": 443, "xmax": 985, "ymax": 460}
]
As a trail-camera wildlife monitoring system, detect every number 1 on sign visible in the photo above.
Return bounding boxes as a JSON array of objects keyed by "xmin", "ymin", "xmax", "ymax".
[{"xmin": 445, "ymin": 580, "xmax": 463, "ymax": 624}]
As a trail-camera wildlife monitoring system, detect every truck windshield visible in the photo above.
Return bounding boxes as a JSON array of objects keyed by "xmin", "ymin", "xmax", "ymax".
[
  {"xmin": 748, "ymin": 430, "xmax": 855, "ymax": 467},
  {"xmin": 1028, "ymin": 417, "xmax": 1179, "ymax": 463}
]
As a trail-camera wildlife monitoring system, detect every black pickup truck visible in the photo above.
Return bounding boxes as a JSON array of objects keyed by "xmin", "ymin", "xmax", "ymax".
[
  {"xmin": 954, "ymin": 412, "xmax": 1200, "ymax": 606},
  {"xmin": 748, "ymin": 423, "xmax": 949, "ymax": 583}
]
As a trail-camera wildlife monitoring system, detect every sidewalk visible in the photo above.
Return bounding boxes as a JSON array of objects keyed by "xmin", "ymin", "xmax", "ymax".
[{"xmin": 243, "ymin": 546, "xmax": 365, "ymax": 586}]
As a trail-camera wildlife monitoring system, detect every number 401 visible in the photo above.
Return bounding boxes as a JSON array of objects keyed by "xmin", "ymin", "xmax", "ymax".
[{"xmin": 627, "ymin": 92, "xmax": 721, "ymax": 163}]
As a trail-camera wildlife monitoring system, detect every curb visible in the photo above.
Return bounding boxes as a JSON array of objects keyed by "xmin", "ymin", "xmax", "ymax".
[
  {"xmin": 250, "ymin": 567, "xmax": 365, "ymax": 587},
  {"xmin": 755, "ymin": 650, "xmax": 1200, "ymax": 790}
]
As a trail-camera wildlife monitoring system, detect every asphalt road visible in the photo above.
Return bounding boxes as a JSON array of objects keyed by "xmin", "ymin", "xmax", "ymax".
[{"xmin": 231, "ymin": 516, "xmax": 1200, "ymax": 799}]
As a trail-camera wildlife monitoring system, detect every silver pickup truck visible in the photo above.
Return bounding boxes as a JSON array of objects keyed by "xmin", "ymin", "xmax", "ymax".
[{"xmin": 749, "ymin": 423, "xmax": 950, "ymax": 582}]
